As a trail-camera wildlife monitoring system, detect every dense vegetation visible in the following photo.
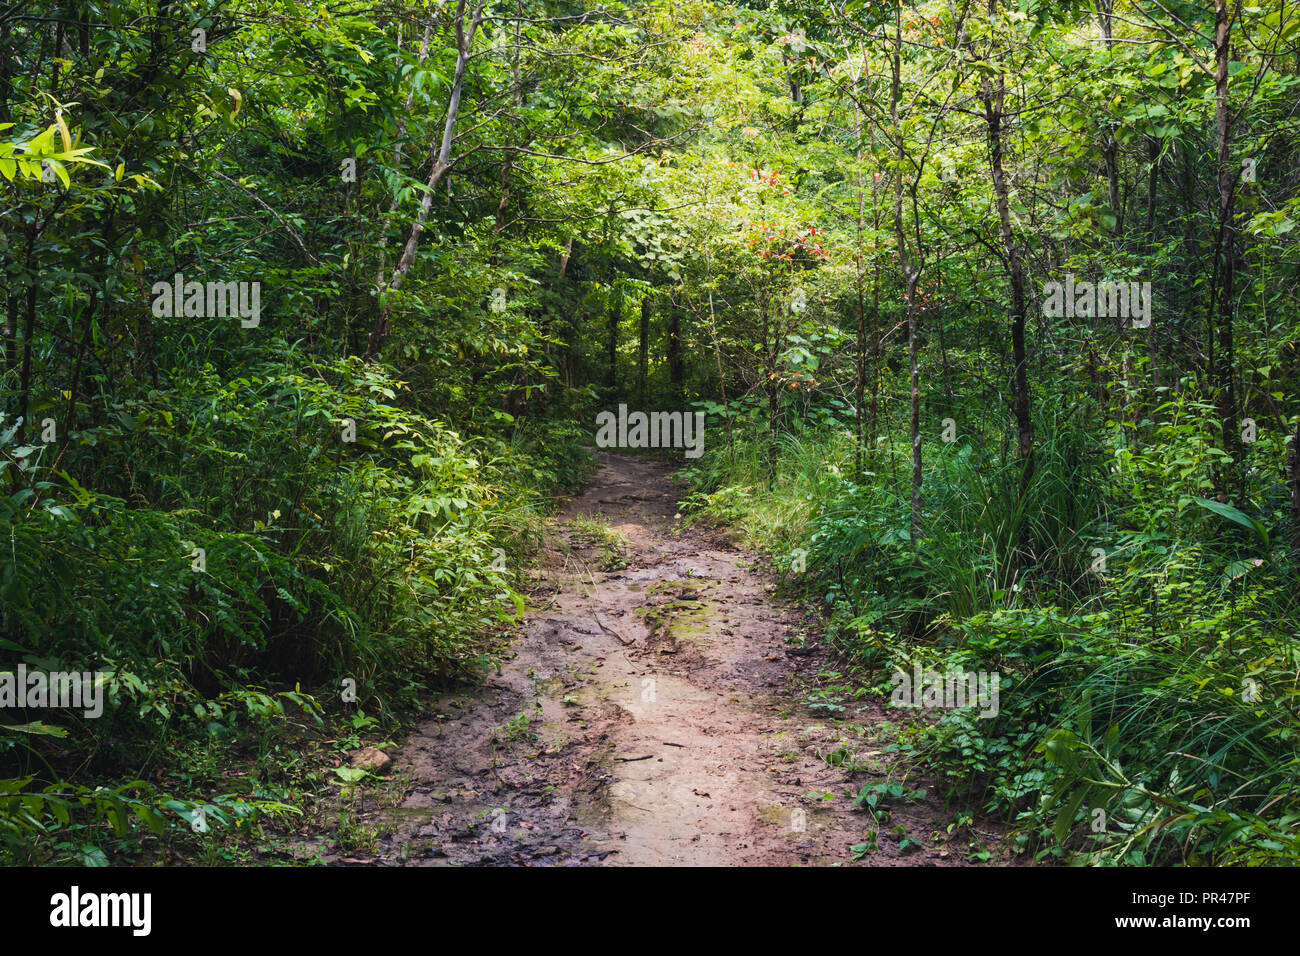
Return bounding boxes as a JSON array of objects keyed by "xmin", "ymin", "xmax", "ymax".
[{"xmin": 3, "ymin": 0, "xmax": 1298, "ymax": 866}]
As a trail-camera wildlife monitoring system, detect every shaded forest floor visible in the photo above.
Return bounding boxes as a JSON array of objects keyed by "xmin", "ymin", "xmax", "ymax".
[{"xmin": 301, "ymin": 452, "xmax": 1015, "ymax": 866}]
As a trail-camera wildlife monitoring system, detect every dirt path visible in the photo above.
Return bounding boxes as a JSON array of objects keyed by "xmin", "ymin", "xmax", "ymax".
[{"xmin": 356, "ymin": 452, "xmax": 1001, "ymax": 866}]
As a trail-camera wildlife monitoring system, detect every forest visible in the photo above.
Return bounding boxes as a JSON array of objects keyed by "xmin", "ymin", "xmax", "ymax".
[{"xmin": 2, "ymin": 0, "xmax": 1298, "ymax": 870}]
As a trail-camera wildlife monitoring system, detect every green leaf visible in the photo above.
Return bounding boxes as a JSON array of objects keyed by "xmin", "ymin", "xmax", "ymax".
[
  {"xmin": 1192, "ymin": 497, "xmax": 1269, "ymax": 547},
  {"xmin": 1, "ymin": 721, "xmax": 68, "ymax": 737},
  {"xmin": 132, "ymin": 804, "xmax": 168, "ymax": 836},
  {"xmin": 1054, "ymin": 787, "xmax": 1089, "ymax": 845}
]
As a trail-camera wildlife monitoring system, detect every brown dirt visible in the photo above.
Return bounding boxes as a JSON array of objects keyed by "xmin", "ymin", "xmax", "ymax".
[{"xmin": 338, "ymin": 451, "xmax": 1012, "ymax": 866}]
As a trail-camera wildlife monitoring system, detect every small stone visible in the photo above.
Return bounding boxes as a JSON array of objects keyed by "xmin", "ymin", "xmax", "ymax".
[{"xmin": 350, "ymin": 747, "xmax": 392, "ymax": 772}]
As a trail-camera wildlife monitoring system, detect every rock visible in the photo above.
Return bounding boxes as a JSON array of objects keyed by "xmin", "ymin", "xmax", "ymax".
[{"xmin": 349, "ymin": 747, "xmax": 392, "ymax": 773}]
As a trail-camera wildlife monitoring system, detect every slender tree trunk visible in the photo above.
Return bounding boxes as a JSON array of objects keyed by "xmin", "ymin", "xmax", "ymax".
[
  {"xmin": 892, "ymin": 7, "xmax": 923, "ymax": 542},
  {"xmin": 1212, "ymin": 0, "xmax": 1242, "ymax": 499},
  {"xmin": 1289, "ymin": 419, "xmax": 1300, "ymax": 568},
  {"xmin": 1098, "ymin": 2, "xmax": 1122, "ymax": 231},
  {"xmin": 556, "ymin": 237, "xmax": 575, "ymax": 391},
  {"xmin": 0, "ymin": 20, "xmax": 12, "ymax": 124},
  {"xmin": 706, "ymin": 285, "xmax": 736, "ymax": 468},
  {"xmin": 607, "ymin": 286, "xmax": 620, "ymax": 390},
  {"xmin": 667, "ymin": 298, "xmax": 683, "ymax": 397},
  {"xmin": 1146, "ymin": 137, "xmax": 1161, "ymax": 427},
  {"xmin": 367, "ymin": 0, "xmax": 484, "ymax": 359},
  {"xmin": 854, "ymin": 63, "xmax": 867, "ymax": 478},
  {"xmin": 5, "ymin": 227, "xmax": 37, "ymax": 381},
  {"xmin": 2, "ymin": 295, "xmax": 16, "ymax": 379},
  {"xmin": 1145, "ymin": 138, "xmax": 1160, "ymax": 239},
  {"xmin": 558, "ymin": 237, "xmax": 573, "ymax": 280},
  {"xmin": 491, "ymin": 158, "xmax": 513, "ymax": 257},
  {"xmin": 762, "ymin": 284, "xmax": 779, "ymax": 478},
  {"xmin": 15, "ymin": 283, "xmax": 36, "ymax": 451},
  {"xmin": 982, "ymin": 0, "xmax": 1033, "ymax": 497},
  {"xmin": 637, "ymin": 295, "xmax": 649, "ymax": 401},
  {"xmin": 869, "ymin": 152, "xmax": 883, "ymax": 453}
]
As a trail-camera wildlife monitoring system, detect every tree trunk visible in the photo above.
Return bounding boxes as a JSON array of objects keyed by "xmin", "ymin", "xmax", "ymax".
[
  {"xmin": 667, "ymin": 299, "xmax": 683, "ymax": 398},
  {"xmin": 1212, "ymin": 0, "xmax": 1242, "ymax": 499},
  {"xmin": 637, "ymin": 295, "xmax": 649, "ymax": 400},
  {"xmin": 762, "ymin": 285, "xmax": 778, "ymax": 478},
  {"xmin": 854, "ymin": 61, "xmax": 867, "ymax": 477},
  {"xmin": 1289, "ymin": 419, "xmax": 1300, "ymax": 568},
  {"xmin": 1145, "ymin": 137, "xmax": 1160, "ymax": 429},
  {"xmin": 706, "ymin": 285, "xmax": 736, "ymax": 468},
  {"xmin": 15, "ymin": 283, "xmax": 36, "ymax": 451},
  {"xmin": 892, "ymin": 7, "xmax": 923, "ymax": 542},
  {"xmin": 982, "ymin": 0, "xmax": 1033, "ymax": 497},
  {"xmin": 366, "ymin": 0, "xmax": 483, "ymax": 360},
  {"xmin": 1098, "ymin": 1, "xmax": 1123, "ymax": 231},
  {"xmin": 607, "ymin": 286, "xmax": 620, "ymax": 390}
]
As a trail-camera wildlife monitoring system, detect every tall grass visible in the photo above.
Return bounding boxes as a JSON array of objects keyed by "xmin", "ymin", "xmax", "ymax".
[{"xmin": 681, "ymin": 399, "xmax": 1300, "ymax": 864}]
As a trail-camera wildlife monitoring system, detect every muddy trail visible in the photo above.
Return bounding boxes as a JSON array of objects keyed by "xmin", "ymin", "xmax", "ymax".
[{"xmin": 340, "ymin": 452, "xmax": 1008, "ymax": 867}]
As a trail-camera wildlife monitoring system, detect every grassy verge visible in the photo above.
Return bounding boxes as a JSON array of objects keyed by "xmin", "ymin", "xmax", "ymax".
[
  {"xmin": 1, "ymin": 357, "xmax": 592, "ymax": 865},
  {"xmin": 678, "ymin": 411, "xmax": 1300, "ymax": 865}
]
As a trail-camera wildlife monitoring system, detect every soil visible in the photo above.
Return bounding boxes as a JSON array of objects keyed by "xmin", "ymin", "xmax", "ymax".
[{"xmin": 326, "ymin": 451, "xmax": 1013, "ymax": 867}]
